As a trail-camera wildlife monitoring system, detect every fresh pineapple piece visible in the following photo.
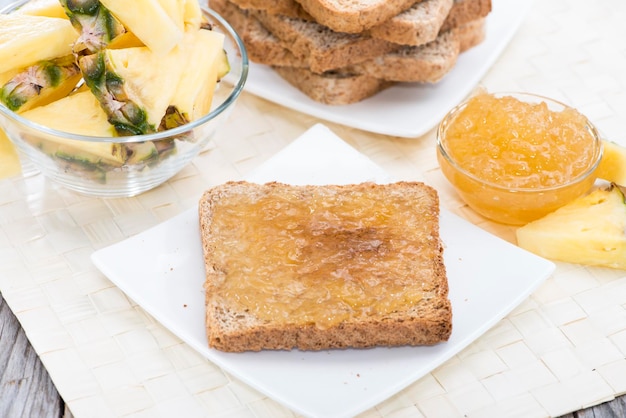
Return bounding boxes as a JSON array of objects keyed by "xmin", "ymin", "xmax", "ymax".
[
  {"xmin": 107, "ymin": 31, "xmax": 144, "ymax": 49},
  {"xmin": 59, "ymin": 0, "xmax": 127, "ymax": 53},
  {"xmin": 0, "ymin": 128, "xmax": 21, "ymax": 179},
  {"xmin": 165, "ymin": 29, "xmax": 225, "ymax": 126},
  {"xmin": 0, "ymin": 69, "xmax": 18, "ymax": 87},
  {"xmin": 20, "ymin": 90, "xmax": 117, "ymax": 138},
  {"xmin": 19, "ymin": 90, "xmax": 132, "ymax": 171},
  {"xmin": 596, "ymin": 140, "xmax": 626, "ymax": 186},
  {"xmin": 157, "ymin": 0, "xmax": 202, "ymax": 31},
  {"xmin": 182, "ymin": 0, "xmax": 202, "ymax": 31},
  {"xmin": 99, "ymin": 0, "xmax": 184, "ymax": 54},
  {"xmin": 13, "ymin": 0, "xmax": 68, "ymax": 19},
  {"xmin": 0, "ymin": 14, "xmax": 78, "ymax": 74},
  {"xmin": 79, "ymin": 43, "xmax": 188, "ymax": 135},
  {"xmin": 516, "ymin": 184, "xmax": 626, "ymax": 269},
  {"xmin": 0, "ymin": 55, "xmax": 81, "ymax": 113}
]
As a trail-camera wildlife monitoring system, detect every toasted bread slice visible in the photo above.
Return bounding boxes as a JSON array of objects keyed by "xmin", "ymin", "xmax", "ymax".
[
  {"xmin": 343, "ymin": 31, "xmax": 461, "ymax": 82},
  {"xmin": 251, "ymin": 9, "xmax": 399, "ymax": 73},
  {"xmin": 453, "ymin": 17, "xmax": 486, "ymax": 52},
  {"xmin": 368, "ymin": 0, "xmax": 454, "ymax": 46},
  {"xmin": 293, "ymin": 0, "xmax": 419, "ymax": 33},
  {"xmin": 440, "ymin": 0, "xmax": 491, "ymax": 32},
  {"xmin": 273, "ymin": 67, "xmax": 394, "ymax": 104},
  {"xmin": 199, "ymin": 181, "xmax": 452, "ymax": 352},
  {"xmin": 225, "ymin": 0, "xmax": 491, "ymax": 46}
]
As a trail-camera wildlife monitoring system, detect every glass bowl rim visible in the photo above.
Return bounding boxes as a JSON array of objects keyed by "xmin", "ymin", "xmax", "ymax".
[
  {"xmin": 0, "ymin": 1, "xmax": 249, "ymax": 144},
  {"xmin": 436, "ymin": 91, "xmax": 604, "ymax": 194}
]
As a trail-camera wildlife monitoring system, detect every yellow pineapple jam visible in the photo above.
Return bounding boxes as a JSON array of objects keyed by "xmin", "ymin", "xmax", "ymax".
[
  {"xmin": 437, "ymin": 91, "xmax": 602, "ymax": 225},
  {"xmin": 210, "ymin": 186, "xmax": 439, "ymax": 329}
]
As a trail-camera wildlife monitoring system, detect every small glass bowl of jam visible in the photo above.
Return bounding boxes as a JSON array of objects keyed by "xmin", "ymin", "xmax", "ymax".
[{"xmin": 437, "ymin": 91, "xmax": 603, "ymax": 225}]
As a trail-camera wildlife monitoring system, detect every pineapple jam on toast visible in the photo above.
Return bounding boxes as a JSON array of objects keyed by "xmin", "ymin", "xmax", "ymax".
[{"xmin": 199, "ymin": 181, "xmax": 452, "ymax": 352}]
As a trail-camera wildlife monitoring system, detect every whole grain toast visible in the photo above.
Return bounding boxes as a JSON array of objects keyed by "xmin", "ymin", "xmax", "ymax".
[
  {"xmin": 440, "ymin": 0, "xmax": 491, "ymax": 32},
  {"xmin": 199, "ymin": 181, "xmax": 452, "ymax": 352},
  {"xmin": 368, "ymin": 0, "xmax": 453, "ymax": 46},
  {"xmin": 251, "ymin": 9, "xmax": 399, "ymax": 73},
  {"xmin": 225, "ymin": 0, "xmax": 490, "ymax": 46},
  {"xmin": 293, "ymin": 0, "xmax": 420, "ymax": 33},
  {"xmin": 273, "ymin": 67, "xmax": 394, "ymax": 104}
]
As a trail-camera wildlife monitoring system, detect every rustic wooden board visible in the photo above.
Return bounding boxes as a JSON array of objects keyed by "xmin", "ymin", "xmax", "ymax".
[{"xmin": 0, "ymin": 292, "xmax": 69, "ymax": 418}]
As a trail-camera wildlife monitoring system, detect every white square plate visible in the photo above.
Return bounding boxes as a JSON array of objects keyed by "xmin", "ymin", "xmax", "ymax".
[
  {"xmin": 243, "ymin": 0, "xmax": 532, "ymax": 138},
  {"xmin": 91, "ymin": 124, "xmax": 554, "ymax": 418}
]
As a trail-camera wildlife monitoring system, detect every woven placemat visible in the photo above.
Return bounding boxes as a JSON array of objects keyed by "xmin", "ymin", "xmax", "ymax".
[{"xmin": 2, "ymin": 0, "xmax": 626, "ymax": 417}]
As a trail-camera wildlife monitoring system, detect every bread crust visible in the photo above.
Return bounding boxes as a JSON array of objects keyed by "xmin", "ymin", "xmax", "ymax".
[{"xmin": 199, "ymin": 181, "xmax": 452, "ymax": 352}]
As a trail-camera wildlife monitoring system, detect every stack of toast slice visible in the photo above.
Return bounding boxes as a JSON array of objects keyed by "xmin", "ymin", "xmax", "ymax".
[{"xmin": 211, "ymin": 0, "xmax": 492, "ymax": 104}]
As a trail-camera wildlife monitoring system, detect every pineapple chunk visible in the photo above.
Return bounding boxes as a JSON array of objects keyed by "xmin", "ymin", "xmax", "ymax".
[
  {"xmin": 20, "ymin": 91, "xmax": 127, "ymax": 166},
  {"xmin": 0, "ymin": 128, "xmax": 21, "ymax": 179},
  {"xmin": 597, "ymin": 140, "xmax": 626, "ymax": 186},
  {"xmin": 0, "ymin": 14, "xmax": 78, "ymax": 74},
  {"xmin": 1, "ymin": 55, "xmax": 81, "ymax": 113},
  {"xmin": 0, "ymin": 69, "xmax": 18, "ymax": 87},
  {"xmin": 79, "ymin": 43, "xmax": 188, "ymax": 135},
  {"xmin": 166, "ymin": 29, "xmax": 225, "ymax": 125},
  {"xmin": 99, "ymin": 0, "xmax": 184, "ymax": 54},
  {"xmin": 107, "ymin": 31, "xmax": 145, "ymax": 49},
  {"xmin": 157, "ymin": 0, "xmax": 201, "ymax": 32},
  {"xmin": 182, "ymin": 0, "xmax": 203, "ymax": 31},
  {"xmin": 516, "ymin": 184, "xmax": 626, "ymax": 269},
  {"xmin": 21, "ymin": 90, "xmax": 117, "ymax": 136},
  {"xmin": 13, "ymin": 0, "xmax": 68, "ymax": 19}
]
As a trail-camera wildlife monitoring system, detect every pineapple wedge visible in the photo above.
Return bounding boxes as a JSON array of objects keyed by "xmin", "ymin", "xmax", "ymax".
[
  {"xmin": 597, "ymin": 140, "xmax": 626, "ymax": 186},
  {"xmin": 59, "ymin": 0, "xmax": 127, "ymax": 53},
  {"xmin": 0, "ymin": 55, "xmax": 81, "ymax": 113},
  {"xmin": 0, "ymin": 14, "xmax": 78, "ymax": 74},
  {"xmin": 20, "ymin": 90, "xmax": 127, "ymax": 167},
  {"xmin": 164, "ymin": 29, "xmax": 225, "ymax": 126},
  {"xmin": 182, "ymin": 0, "xmax": 203, "ymax": 31},
  {"xmin": 516, "ymin": 184, "xmax": 626, "ymax": 269},
  {"xmin": 99, "ymin": 0, "xmax": 184, "ymax": 54},
  {"xmin": 79, "ymin": 43, "xmax": 188, "ymax": 135},
  {"xmin": 157, "ymin": 0, "xmax": 202, "ymax": 32},
  {"xmin": 14, "ymin": 0, "xmax": 68, "ymax": 19},
  {"xmin": 20, "ymin": 90, "xmax": 117, "ymax": 137}
]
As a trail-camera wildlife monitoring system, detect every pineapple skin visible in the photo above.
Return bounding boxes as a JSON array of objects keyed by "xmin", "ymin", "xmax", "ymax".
[
  {"xmin": 516, "ymin": 184, "xmax": 626, "ymax": 270},
  {"xmin": 59, "ymin": 0, "xmax": 127, "ymax": 53}
]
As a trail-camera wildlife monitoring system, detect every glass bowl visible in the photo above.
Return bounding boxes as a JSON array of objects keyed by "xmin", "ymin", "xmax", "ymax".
[
  {"xmin": 0, "ymin": 1, "xmax": 248, "ymax": 197},
  {"xmin": 437, "ymin": 91, "xmax": 603, "ymax": 225}
]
